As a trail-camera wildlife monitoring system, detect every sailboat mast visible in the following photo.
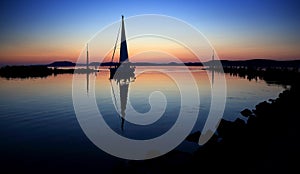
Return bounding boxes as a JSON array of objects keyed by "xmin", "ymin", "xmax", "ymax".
[
  {"xmin": 86, "ymin": 43, "xmax": 89, "ymax": 69},
  {"xmin": 120, "ymin": 15, "xmax": 129, "ymax": 63}
]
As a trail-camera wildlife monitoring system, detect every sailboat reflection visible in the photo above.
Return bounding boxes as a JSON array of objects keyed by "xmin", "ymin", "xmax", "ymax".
[
  {"xmin": 114, "ymin": 73, "xmax": 135, "ymax": 131},
  {"xmin": 86, "ymin": 72, "xmax": 89, "ymax": 94},
  {"xmin": 85, "ymin": 70, "xmax": 98, "ymax": 94}
]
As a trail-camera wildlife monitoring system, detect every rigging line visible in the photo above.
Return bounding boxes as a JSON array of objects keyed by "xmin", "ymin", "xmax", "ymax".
[{"xmin": 110, "ymin": 24, "xmax": 121, "ymax": 66}]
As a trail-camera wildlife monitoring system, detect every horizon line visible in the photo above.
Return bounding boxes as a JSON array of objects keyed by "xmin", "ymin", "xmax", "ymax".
[{"xmin": 1, "ymin": 58, "xmax": 300, "ymax": 67}]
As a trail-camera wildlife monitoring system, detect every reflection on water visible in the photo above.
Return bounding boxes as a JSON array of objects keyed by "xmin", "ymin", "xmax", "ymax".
[{"xmin": 0, "ymin": 66, "xmax": 284, "ymax": 171}]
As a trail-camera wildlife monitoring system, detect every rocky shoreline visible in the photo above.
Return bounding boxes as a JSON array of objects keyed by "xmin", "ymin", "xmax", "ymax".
[
  {"xmin": 185, "ymin": 80, "xmax": 297, "ymax": 173},
  {"xmin": 192, "ymin": 69, "xmax": 297, "ymax": 173}
]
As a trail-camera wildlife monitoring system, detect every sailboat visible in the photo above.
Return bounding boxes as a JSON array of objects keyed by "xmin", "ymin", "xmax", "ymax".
[
  {"xmin": 76, "ymin": 43, "xmax": 98, "ymax": 74},
  {"xmin": 109, "ymin": 15, "xmax": 135, "ymax": 80},
  {"xmin": 109, "ymin": 16, "xmax": 136, "ymax": 131}
]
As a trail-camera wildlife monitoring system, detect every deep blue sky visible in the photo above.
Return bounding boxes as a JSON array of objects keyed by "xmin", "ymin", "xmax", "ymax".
[{"xmin": 0, "ymin": 0, "xmax": 299, "ymax": 64}]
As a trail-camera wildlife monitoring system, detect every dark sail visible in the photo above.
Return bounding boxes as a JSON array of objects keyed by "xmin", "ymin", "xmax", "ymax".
[
  {"xmin": 120, "ymin": 15, "xmax": 129, "ymax": 63},
  {"xmin": 109, "ymin": 15, "xmax": 135, "ymax": 80}
]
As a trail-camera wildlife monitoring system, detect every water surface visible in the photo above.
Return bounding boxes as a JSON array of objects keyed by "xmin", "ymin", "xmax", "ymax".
[{"xmin": 0, "ymin": 66, "xmax": 284, "ymax": 171}]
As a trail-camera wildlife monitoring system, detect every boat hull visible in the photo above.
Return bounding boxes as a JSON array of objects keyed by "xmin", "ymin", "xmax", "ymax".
[{"xmin": 109, "ymin": 66, "xmax": 135, "ymax": 80}]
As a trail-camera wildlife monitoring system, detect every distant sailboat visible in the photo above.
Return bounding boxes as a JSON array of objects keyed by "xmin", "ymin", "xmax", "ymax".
[
  {"xmin": 76, "ymin": 43, "xmax": 98, "ymax": 74},
  {"xmin": 109, "ymin": 15, "xmax": 135, "ymax": 79},
  {"xmin": 86, "ymin": 43, "xmax": 89, "ymax": 70}
]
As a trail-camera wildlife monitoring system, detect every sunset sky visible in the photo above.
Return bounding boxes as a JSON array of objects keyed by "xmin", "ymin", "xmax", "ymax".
[{"xmin": 0, "ymin": 0, "xmax": 299, "ymax": 65}]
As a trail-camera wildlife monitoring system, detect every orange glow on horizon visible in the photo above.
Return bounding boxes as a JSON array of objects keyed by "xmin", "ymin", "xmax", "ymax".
[
  {"xmin": 1, "ymin": 36, "xmax": 300, "ymax": 65},
  {"xmin": 100, "ymin": 36, "xmax": 200, "ymax": 63}
]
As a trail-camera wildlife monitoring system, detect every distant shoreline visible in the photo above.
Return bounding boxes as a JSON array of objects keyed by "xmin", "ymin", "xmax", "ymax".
[
  {"xmin": 1, "ymin": 59, "xmax": 300, "ymax": 68},
  {"xmin": 1, "ymin": 59, "xmax": 299, "ymax": 79},
  {"xmin": 46, "ymin": 59, "xmax": 300, "ymax": 68},
  {"xmin": 0, "ymin": 66, "xmax": 97, "ymax": 79}
]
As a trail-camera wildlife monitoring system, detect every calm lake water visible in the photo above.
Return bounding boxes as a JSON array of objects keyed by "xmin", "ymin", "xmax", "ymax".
[{"xmin": 0, "ymin": 66, "xmax": 284, "ymax": 172}]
